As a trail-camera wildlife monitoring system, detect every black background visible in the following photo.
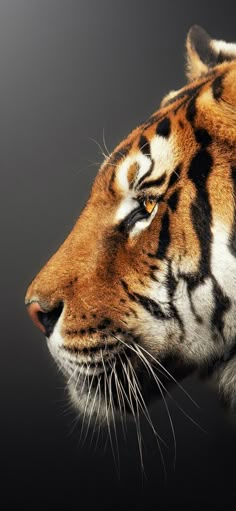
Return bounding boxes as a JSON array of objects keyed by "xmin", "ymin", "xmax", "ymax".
[{"xmin": 2, "ymin": 1, "xmax": 236, "ymax": 509}]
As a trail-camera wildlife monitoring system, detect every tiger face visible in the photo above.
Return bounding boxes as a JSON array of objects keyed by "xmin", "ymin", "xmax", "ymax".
[{"xmin": 25, "ymin": 26, "xmax": 236, "ymax": 420}]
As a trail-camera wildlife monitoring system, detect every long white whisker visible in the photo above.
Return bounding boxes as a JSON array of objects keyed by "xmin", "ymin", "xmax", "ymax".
[
  {"xmin": 135, "ymin": 345, "xmax": 177, "ymax": 468},
  {"xmin": 110, "ymin": 334, "xmax": 167, "ymax": 446},
  {"xmin": 93, "ymin": 376, "xmax": 103, "ymax": 451},
  {"xmin": 108, "ymin": 361, "xmax": 120, "ymax": 476},
  {"xmin": 118, "ymin": 353, "xmax": 146, "ymax": 477},
  {"xmin": 111, "ymin": 334, "xmax": 178, "ymax": 471},
  {"xmin": 117, "ymin": 353, "xmax": 141, "ymax": 441},
  {"xmin": 148, "ymin": 365, "xmax": 206, "ymax": 434},
  {"xmin": 83, "ymin": 372, "xmax": 100, "ymax": 445},
  {"xmin": 74, "ymin": 365, "xmax": 83, "ymax": 392},
  {"xmin": 125, "ymin": 355, "xmax": 167, "ymax": 445},
  {"xmin": 79, "ymin": 366, "xmax": 96, "ymax": 443},
  {"xmin": 127, "ymin": 354, "xmax": 168, "ymax": 481},
  {"xmin": 101, "ymin": 350, "xmax": 119, "ymax": 475},
  {"xmin": 67, "ymin": 365, "xmax": 78, "ymax": 386},
  {"xmin": 78, "ymin": 364, "xmax": 90, "ymax": 397},
  {"xmin": 108, "ymin": 357, "xmax": 127, "ymax": 440},
  {"xmin": 89, "ymin": 136, "xmax": 109, "ymax": 160},
  {"xmin": 138, "ymin": 343, "xmax": 199, "ymax": 408},
  {"xmin": 102, "ymin": 127, "xmax": 111, "ymax": 158}
]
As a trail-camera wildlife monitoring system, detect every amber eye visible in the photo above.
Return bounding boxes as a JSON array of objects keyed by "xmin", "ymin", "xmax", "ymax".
[{"xmin": 143, "ymin": 198, "xmax": 157, "ymax": 214}]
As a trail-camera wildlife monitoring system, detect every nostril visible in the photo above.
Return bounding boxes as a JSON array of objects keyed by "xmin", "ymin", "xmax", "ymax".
[
  {"xmin": 37, "ymin": 302, "xmax": 64, "ymax": 337},
  {"xmin": 27, "ymin": 301, "xmax": 64, "ymax": 337}
]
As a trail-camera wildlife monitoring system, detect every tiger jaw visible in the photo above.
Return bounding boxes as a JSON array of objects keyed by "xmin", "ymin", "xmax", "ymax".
[
  {"xmin": 45, "ymin": 308, "xmax": 196, "ymax": 423},
  {"xmin": 46, "ymin": 323, "xmax": 142, "ymax": 420}
]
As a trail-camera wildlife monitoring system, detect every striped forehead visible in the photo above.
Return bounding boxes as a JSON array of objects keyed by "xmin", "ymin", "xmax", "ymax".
[{"xmin": 115, "ymin": 134, "xmax": 174, "ymax": 195}]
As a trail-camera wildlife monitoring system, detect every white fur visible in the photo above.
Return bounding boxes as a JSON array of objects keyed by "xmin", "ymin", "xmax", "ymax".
[
  {"xmin": 211, "ymin": 39, "xmax": 236, "ymax": 57},
  {"xmin": 130, "ymin": 203, "xmax": 158, "ymax": 237},
  {"xmin": 211, "ymin": 221, "xmax": 236, "ymax": 342},
  {"xmin": 116, "ymin": 153, "xmax": 151, "ymax": 195},
  {"xmin": 115, "ymin": 196, "xmax": 139, "ymax": 222},
  {"xmin": 150, "ymin": 135, "xmax": 175, "ymax": 178},
  {"xmin": 173, "ymin": 278, "xmax": 221, "ymax": 363}
]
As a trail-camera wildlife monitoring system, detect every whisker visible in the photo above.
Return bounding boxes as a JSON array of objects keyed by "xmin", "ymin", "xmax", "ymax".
[
  {"xmin": 120, "ymin": 354, "xmax": 145, "ymax": 477},
  {"xmin": 67, "ymin": 365, "xmax": 78, "ymax": 386},
  {"xmin": 101, "ymin": 350, "xmax": 119, "ymax": 475},
  {"xmin": 108, "ymin": 358, "xmax": 127, "ymax": 441},
  {"xmin": 93, "ymin": 377, "xmax": 103, "ymax": 451},
  {"xmin": 89, "ymin": 136, "xmax": 109, "ymax": 160},
  {"xmin": 135, "ymin": 345, "xmax": 177, "ymax": 468},
  {"xmin": 108, "ymin": 361, "xmax": 120, "ymax": 477},
  {"xmin": 79, "ymin": 365, "xmax": 96, "ymax": 444},
  {"xmin": 110, "ymin": 333, "xmax": 202, "ymax": 470},
  {"xmin": 111, "ymin": 335, "xmax": 166, "ymax": 442},
  {"xmin": 138, "ymin": 343, "xmax": 199, "ymax": 408},
  {"xmin": 83, "ymin": 372, "xmax": 100, "ymax": 445},
  {"xmin": 102, "ymin": 127, "xmax": 111, "ymax": 158},
  {"xmin": 68, "ymin": 365, "xmax": 90, "ymax": 437},
  {"xmin": 150, "ymin": 368, "xmax": 206, "ymax": 434},
  {"xmin": 125, "ymin": 355, "xmax": 167, "ymax": 446}
]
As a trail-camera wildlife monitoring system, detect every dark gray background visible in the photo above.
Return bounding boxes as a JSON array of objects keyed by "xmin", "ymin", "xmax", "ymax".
[{"xmin": 1, "ymin": 0, "xmax": 236, "ymax": 509}]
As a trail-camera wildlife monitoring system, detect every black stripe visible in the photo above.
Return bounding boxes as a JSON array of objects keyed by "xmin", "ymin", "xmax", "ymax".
[
  {"xmin": 156, "ymin": 210, "xmax": 170, "ymax": 260},
  {"xmin": 186, "ymin": 281, "xmax": 203, "ymax": 324},
  {"xmin": 185, "ymin": 77, "xmax": 215, "ymax": 124},
  {"xmin": 188, "ymin": 148, "xmax": 213, "ymax": 278},
  {"xmin": 212, "ymin": 74, "xmax": 224, "ymax": 100},
  {"xmin": 143, "ymin": 113, "xmax": 166, "ymax": 129},
  {"xmin": 121, "ymin": 280, "xmax": 166, "ymax": 320},
  {"xmin": 168, "ymin": 189, "xmax": 180, "ymax": 212},
  {"xmin": 156, "ymin": 117, "xmax": 171, "ymax": 138},
  {"xmin": 217, "ymin": 52, "xmax": 233, "ymax": 64},
  {"xmin": 168, "ymin": 165, "xmax": 181, "ymax": 188},
  {"xmin": 194, "ymin": 129, "xmax": 212, "ymax": 148},
  {"xmin": 186, "ymin": 95, "xmax": 197, "ymax": 123},
  {"xmin": 211, "ymin": 277, "xmax": 231, "ymax": 338},
  {"xmin": 138, "ymin": 173, "xmax": 166, "ymax": 191},
  {"xmin": 136, "ymin": 159, "xmax": 154, "ymax": 187},
  {"xmin": 164, "ymin": 78, "xmax": 211, "ymax": 107},
  {"xmin": 180, "ymin": 272, "xmax": 199, "ymax": 290},
  {"xmin": 174, "ymin": 98, "xmax": 189, "ymax": 115},
  {"xmin": 104, "ymin": 142, "xmax": 132, "ymax": 171},
  {"xmin": 147, "ymin": 252, "xmax": 157, "ymax": 259},
  {"xmin": 178, "ymin": 272, "xmax": 205, "ymax": 324},
  {"xmin": 166, "ymin": 260, "xmax": 178, "ymax": 300},
  {"xmin": 166, "ymin": 261, "xmax": 186, "ymax": 335},
  {"xmin": 139, "ymin": 135, "xmax": 151, "ymax": 157},
  {"xmin": 108, "ymin": 169, "xmax": 116, "ymax": 196},
  {"xmin": 132, "ymin": 293, "xmax": 167, "ymax": 319}
]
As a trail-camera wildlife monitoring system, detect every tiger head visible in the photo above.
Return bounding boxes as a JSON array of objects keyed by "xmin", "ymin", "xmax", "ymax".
[{"xmin": 25, "ymin": 26, "xmax": 236, "ymax": 420}]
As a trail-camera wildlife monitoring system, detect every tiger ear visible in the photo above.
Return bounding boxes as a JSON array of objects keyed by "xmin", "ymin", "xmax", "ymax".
[{"xmin": 186, "ymin": 25, "xmax": 236, "ymax": 82}]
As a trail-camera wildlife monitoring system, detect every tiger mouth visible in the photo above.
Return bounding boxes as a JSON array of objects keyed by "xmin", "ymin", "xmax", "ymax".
[{"xmin": 48, "ymin": 339, "xmax": 131, "ymax": 378}]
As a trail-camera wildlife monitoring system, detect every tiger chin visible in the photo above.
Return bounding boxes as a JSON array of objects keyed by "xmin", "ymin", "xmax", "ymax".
[{"xmin": 26, "ymin": 25, "xmax": 236, "ymax": 426}]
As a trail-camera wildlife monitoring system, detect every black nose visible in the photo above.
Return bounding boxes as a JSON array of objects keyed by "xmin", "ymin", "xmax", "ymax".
[{"xmin": 27, "ymin": 301, "xmax": 64, "ymax": 337}]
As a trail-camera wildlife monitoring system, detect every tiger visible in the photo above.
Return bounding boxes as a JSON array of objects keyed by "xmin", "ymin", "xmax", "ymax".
[{"xmin": 25, "ymin": 25, "xmax": 236, "ymax": 428}]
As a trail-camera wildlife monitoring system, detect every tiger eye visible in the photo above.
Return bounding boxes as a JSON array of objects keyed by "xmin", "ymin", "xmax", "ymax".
[{"xmin": 143, "ymin": 198, "xmax": 157, "ymax": 214}]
